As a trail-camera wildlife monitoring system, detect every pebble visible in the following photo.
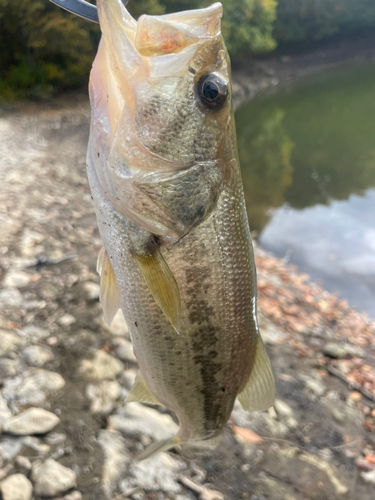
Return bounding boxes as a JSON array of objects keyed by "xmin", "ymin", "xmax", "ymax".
[
  {"xmin": 108, "ymin": 403, "xmax": 179, "ymax": 441},
  {"xmin": 323, "ymin": 342, "xmax": 365, "ymax": 358},
  {"xmin": 86, "ymin": 381, "xmax": 121, "ymax": 414},
  {"xmin": 0, "ymin": 464, "xmax": 13, "ymax": 481},
  {"xmin": 0, "ymin": 289, "xmax": 24, "ymax": 308},
  {"xmin": 58, "ymin": 314, "xmax": 76, "ymax": 327},
  {"xmin": 0, "ymin": 331, "xmax": 26, "ymax": 354},
  {"xmin": 111, "ymin": 337, "xmax": 137, "ymax": 363},
  {"xmin": 361, "ymin": 469, "xmax": 375, "ymax": 484},
  {"xmin": 83, "ymin": 281, "xmax": 100, "ymax": 300},
  {"xmin": 274, "ymin": 399, "xmax": 298, "ymax": 428},
  {"xmin": 64, "ymin": 492, "xmax": 82, "ymax": 500},
  {"xmin": 300, "ymin": 375, "xmax": 326, "ymax": 397},
  {"xmin": 3, "ymin": 369, "xmax": 65, "ymax": 407},
  {"xmin": 0, "ymin": 438, "xmax": 23, "ymax": 461},
  {"xmin": 21, "ymin": 325, "xmax": 50, "ymax": 340},
  {"xmin": 22, "ymin": 346, "xmax": 54, "ymax": 367},
  {"xmin": 0, "ymin": 395, "xmax": 12, "ymax": 424},
  {"xmin": 120, "ymin": 453, "xmax": 182, "ymax": 494},
  {"xmin": 3, "ymin": 407, "xmax": 60, "ymax": 435},
  {"xmin": 32, "ymin": 459, "xmax": 77, "ymax": 497},
  {"xmin": 0, "ymin": 359, "xmax": 22, "ymax": 379},
  {"xmin": 121, "ymin": 368, "xmax": 138, "ymax": 389},
  {"xmin": 19, "ymin": 229, "xmax": 44, "ymax": 257},
  {"xmin": 0, "ymin": 473, "xmax": 33, "ymax": 500},
  {"xmin": 3, "ymin": 271, "xmax": 31, "ymax": 288},
  {"xmin": 15, "ymin": 456, "xmax": 32, "ymax": 470},
  {"xmin": 78, "ymin": 350, "xmax": 123, "ymax": 381},
  {"xmin": 98, "ymin": 430, "xmax": 130, "ymax": 496}
]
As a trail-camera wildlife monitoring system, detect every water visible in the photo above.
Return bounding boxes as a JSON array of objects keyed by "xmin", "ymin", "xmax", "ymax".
[{"xmin": 236, "ymin": 62, "xmax": 375, "ymax": 315}]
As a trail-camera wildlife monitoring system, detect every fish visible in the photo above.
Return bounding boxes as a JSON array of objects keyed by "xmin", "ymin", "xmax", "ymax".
[{"xmin": 86, "ymin": 0, "xmax": 275, "ymax": 459}]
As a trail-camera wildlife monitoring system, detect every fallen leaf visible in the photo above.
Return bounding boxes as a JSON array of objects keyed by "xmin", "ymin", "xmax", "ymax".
[{"xmin": 231, "ymin": 425, "xmax": 263, "ymax": 443}]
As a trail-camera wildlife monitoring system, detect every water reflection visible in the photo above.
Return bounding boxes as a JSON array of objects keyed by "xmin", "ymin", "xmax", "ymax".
[{"xmin": 236, "ymin": 62, "xmax": 375, "ymax": 313}]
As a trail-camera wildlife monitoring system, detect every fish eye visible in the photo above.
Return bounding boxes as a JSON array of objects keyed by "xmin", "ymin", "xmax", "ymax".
[{"xmin": 196, "ymin": 73, "xmax": 228, "ymax": 110}]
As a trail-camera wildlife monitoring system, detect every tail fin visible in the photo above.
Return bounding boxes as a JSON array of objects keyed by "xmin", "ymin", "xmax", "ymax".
[{"xmin": 137, "ymin": 435, "xmax": 182, "ymax": 461}]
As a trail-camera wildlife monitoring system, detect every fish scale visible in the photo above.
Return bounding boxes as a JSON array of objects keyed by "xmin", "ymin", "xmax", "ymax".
[{"xmin": 87, "ymin": 0, "xmax": 275, "ymax": 458}]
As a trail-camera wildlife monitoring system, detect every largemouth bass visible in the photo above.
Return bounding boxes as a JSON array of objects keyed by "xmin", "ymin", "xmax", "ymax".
[{"xmin": 87, "ymin": 0, "xmax": 275, "ymax": 458}]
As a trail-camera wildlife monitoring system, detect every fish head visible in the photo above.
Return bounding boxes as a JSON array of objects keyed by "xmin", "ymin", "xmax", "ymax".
[{"xmin": 89, "ymin": 1, "xmax": 232, "ymax": 174}]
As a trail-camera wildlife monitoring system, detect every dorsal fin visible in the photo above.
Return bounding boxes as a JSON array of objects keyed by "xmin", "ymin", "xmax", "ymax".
[
  {"xmin": 97, "ymin": 247, "xmax": 120, "ymax": 326},
  {"xmin": 237, "ymin": 336, "xmax": 275, "ymax": 411}
]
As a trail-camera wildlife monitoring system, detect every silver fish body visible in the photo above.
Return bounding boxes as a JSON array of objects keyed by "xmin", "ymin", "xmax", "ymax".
[{"xmin": 87, "ymin": 0, "xmax": 275, "ymax": 456}]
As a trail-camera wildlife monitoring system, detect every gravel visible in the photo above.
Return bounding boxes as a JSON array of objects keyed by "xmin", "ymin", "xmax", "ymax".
[
  {"xmin": 0, "ymin": 473, "xmax": 33, "ymax": 500},
  {"xmin": 78, "ymin": 350, "xmax": 123, "ymax": 381},
  {"xmin": 3, "ymin": 407, "xmax": 60, "ymax": 435},
  {"xmin": 32, "ymin": 459, "xmax": 77, "ymax": 497}
]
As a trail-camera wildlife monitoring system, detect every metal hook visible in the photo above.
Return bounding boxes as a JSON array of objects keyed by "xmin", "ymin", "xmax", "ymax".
[{"xmin": 48, "ymin": 0, "xmax": 99, "ymax": 23}]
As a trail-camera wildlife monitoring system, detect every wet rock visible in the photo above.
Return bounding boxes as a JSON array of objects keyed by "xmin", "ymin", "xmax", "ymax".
[
  {"xmin": 57, "ymin": 314, "xmax": 76, "ymax": 327},
  {"xmin": 22, "ymin": 346, "xmax": 54, "ymax": 367},
  {"xmin": 3, "ymin": 369, "xmax": 65, "ymax": 407},
  {"xmin": 3, "ymin": 271, "xmax": 31, "ymax": 288},
  {"xmin": 86, "ymin": 381, "xmax": 121, "ymax": 414},
  {"xmin": 3, "ymin": 407, "xmax": 60, "ymax": 435},
  {"xmin": 78, "ymin": 350, "xmax": 123, "ymax": 381},
  {"xmin": 83, "ymin": 281, "xmax": 100, "ymax": 300},
  {"xmin": 323, "ymin": 342, "xmax": 365, "ymax": 358},
  {"xmin": 120, "ymin": 453, "xmax": 182, "ymax": 494},
  {"xmin": 0, "ymin": 473, "xmax": 33, "ymax": 500},
  {"xmin": 111, "ymin": 338, "xmax": 137, "ymax": 363},
  {"xmin": 15, "ymin": 456, "xmax": 32, "ymax": 470},
  {"xmin": 98, "ymin": 430, "xmax": 130, "ymax": 497},
  {"xmin": 32, "ymin": 459, "xmax": 77, "ymax": 497},
  {"xmin": 108, "ymin": 403, "xmax": 179, "ymax": 441}
]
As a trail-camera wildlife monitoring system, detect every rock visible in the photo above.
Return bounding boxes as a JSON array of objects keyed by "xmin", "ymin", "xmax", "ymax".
[
  {"xmin": 0, "ymin": 331, "xmax": 26, "ymax": 354},
  {"xmin": 274, "ymin": 399, "xmax": 298, "ymax": 428},
  {"xmin": 108, "ymin": 403, "xmax": 179, "ymax": 441},
  {"xmin": 361, "ymin": 469, "xmax": 375, "ymax": 484},
  {"xmin": 45, "ymin": 433, "xmax": 67, "ymax": 445},
  {"xmin": 3, "ymin": 369, "xmax": 65, "ymax": 407},
  {"xmin": 83, "ymin": 281, "xmax": 100, "ymax": 300},
  {"xmin": 57, "ymin": 314, "xmax": 76, "ymax": 327},
  {"xmin": 0, "ymin": 359, "xmax": 22, "ymax": 379},
  {"xmin": 98, "ymin": 430, "xmax": 130, "ymax": 497},
  {"xmin": 111, "ymin": 338, "xmax": 137, "ymax": 363},
  {"xmin": 3, "ymin": 271, "xmax": 31, "ymax": 288},
  {"xmin": 121, "ymin": 369, "xmax": 137, "ymax": 390},
  {"xmin": 0, "ymin": 395, "xmax": 12, "ymax": 424},
  {"xmin": 22, "ymin": 436, "xmax": 50, "ymax": 454},
  {"xmin": 105, "ymin": 309, "xmax": 129, "ymax": 338},
  {"xmin": 15, "ymin": 456, "xmax": 32, "ymax": 470},
  {"xmin": 120, "ymin": 453, "xmax": 182, "ymax": 494},
  {"xmin": 0, "ymin": 289, "xmax": 24, "ymax": 308},
  {"xmin": 19, "ymin": 230, "xmax": 44, "ymax": 257},
  {"xmin": 0, "ymin": 473, "xmax": 33, "ymax": 500},
  {"xmin": 86, "ymin": 381, "xmax": 121, "ymax": 414},
  {"xmin": 323, "ymin": 342, "xmax": 365, "ymax": 358},
  {"xmin": 0, "ymin": 438, "xmax": 23, "ymax": 461},
  {"xmin": 21, "ymin": 325, "xmax": 50, "ymax": 340},
  {"xmin": 64, "ymin": 492, "xmax": 82, "ymax": 500},
  {"xmin": 3, "ymin": 408, "xmax": 60, "ymax": 435},
  {"xmin": 0, "ymin": 465, "xmax": 13, "ymax": 481},
  {"xmin": 22, "ymin": 346, "xmax": 53, "ymax": 367},
  {"xmin": 300, "ymin": 375, "xmax": 326, "ymax": 397},
  {"xmin": 32, "ymin": 459, "xmax": 77, "ymax": 497},
  {"xmin": 78, "ymin": 350, "xmax": 123, "ymax": 381}
]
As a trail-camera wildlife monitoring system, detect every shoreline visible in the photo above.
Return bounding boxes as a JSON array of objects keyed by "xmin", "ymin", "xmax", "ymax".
[{"xmin": 232, "ymin": 30, "xmax": 375, "ymax": 109}]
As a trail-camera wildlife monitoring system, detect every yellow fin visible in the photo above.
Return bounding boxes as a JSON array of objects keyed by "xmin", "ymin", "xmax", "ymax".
[
  {"xmin": 125, "ymin": 371, "xmax": 160, "ymax": 406},
  {"xmin": 97, "ymin": 247, "xmax": 119, "ymax": 326},
  {"xmin": 137, "ymin": 435, "xmax": 182, "ymax": 461},
  {"xmin": 237, "ymin": 336, "xmax": 275, "ymax": 411},
  {"xmin": 134, "ymin": 243, "xmax": 180, "ymax": 333}
]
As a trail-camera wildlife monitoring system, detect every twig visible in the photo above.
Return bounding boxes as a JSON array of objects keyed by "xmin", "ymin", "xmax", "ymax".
[{"xmin": 327, "ymin": 365, "xmax": 375, "ymax": 404}]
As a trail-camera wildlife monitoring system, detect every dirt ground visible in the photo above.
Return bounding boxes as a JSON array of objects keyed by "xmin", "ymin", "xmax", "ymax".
[{"xmin": 0, "ymin": 97, "xmax": 375, "ymax": 500}]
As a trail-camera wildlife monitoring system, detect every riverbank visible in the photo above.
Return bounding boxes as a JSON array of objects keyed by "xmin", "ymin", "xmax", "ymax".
[
  {"xmin": 0, "ymin": 96, "xmax": 375, "ymax": 498},
  {"xmin": 232, "ymin": 30, "xmax": 375, "ymax": 109}
]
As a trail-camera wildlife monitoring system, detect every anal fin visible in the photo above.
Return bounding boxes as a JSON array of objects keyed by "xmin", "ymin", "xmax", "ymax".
[
  {"xmin": 134, "ymin": 241, "xmax": 180, "ymax": 333},
  {"xmin": 125, "ymin": 371, "xmax": 161, "ymax": 406},
  {"xmin": 237, "ymin": 336, "xmax": 275, "ymax": 411},
  {"xmin": 97, "ymin": 247, "xmax": 120, "ymax": 326}
]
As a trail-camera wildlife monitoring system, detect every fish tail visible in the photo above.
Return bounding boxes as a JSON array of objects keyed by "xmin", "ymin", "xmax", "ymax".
[{"xmin": 136, "ymin": 435, "xmax": 183, "ymax": 461}]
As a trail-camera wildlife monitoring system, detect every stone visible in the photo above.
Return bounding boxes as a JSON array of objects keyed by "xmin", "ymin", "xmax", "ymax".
[
  {"xmin": 3, "ymin": 369, "xmax": 65, "ymax": 407},
  {"xmin": 0, "ymin": 395, "xmax": 12, "ymax": 424},
  {"xmin": 98, "ymin": 430, "xmax": 130, "ymax": 496},
  {"xmin": 361, "ymin": 469, "xmax": 375, "ymax": 484},
  {"xmin": 83, "ymin": 281, "xmax": 100, "ymax": 300},
  {"xmin": 15, "ymin": 456, "xmax": 32, "ymax": 470},
  {"xmin": 121, "ymin": 369, "xmax": 137, "ymax": 390},
  {"xmin": 57, "ymin": 314, "xmax": 76, "ymax": 327},
  {"xmin": 120, "ymin": 453, "xmax": 182, "ymax": 494},
  {"xmin": 19, "ymin": 230, "xmax": 44, "ymax": 257},
  {"xmin": 0, "ymin": 473, "xmax": 33, "ymax": 500},
  {"xmin": 274, "ymin": 399, "xmax": 298, "ymax": 428},
  {"xmin": 0, "ymin": 289, "xmax": 24, "ymax": 308},
  {"xmin": 323, "ymin": 342, "xmax": 365, "ymax": 358},
  {"xmin": 86, "ymin": 381, "xmax": 121, "ymax": 414},
  {"xmin": 111, "ymin": 338, "xmax": 137, "ymax": 363},
  {"xmin": 22, "ymin": 346, "xmax": 53, "ymax": 367},
  {"xmin": 108, "ymin": 403, "xmax": 179, "ymax": 441},
  {"xmin": 3, "ymin": 271, "xmax": 31, "ymax": 289},
  {"xmin": 22, "ymin": 436, "xmax": 50, "ymax": 454},
  {"xmin": 0, "ymin": 438, "xmax": 23, "ymax": 461},
  {"xmin": 0, "ymin": 331, "xmax": 26, "ymax": 354},
  {"xmin": 3, "ymin": 408, "xmax": 60, "ymax": 435},
  {"xmin": 300, "ymin": 375, "xmax": 326, "ymax": 397},
  {"xmin": 21, "ymin": 325, "xmax": 49, "ymax": 340},
  {"xmin": 78, "ymin": 350, "xmax": 123, "ymax": 381},
  {"xmin": 64, "ymin": 492, "xmax": 82, "ymax": 500},
  {"xmin": 0, "ymin": 359, "xmax": 22, "ymax": 379},
  {"xmin": 32, "ymin": 459, "xmax": 77, "ymax": 497}
]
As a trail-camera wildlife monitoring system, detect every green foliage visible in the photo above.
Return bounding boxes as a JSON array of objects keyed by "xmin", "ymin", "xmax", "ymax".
[{"xmin": 274, "ymin": 0, "xmax": 375, "ymax": 42}]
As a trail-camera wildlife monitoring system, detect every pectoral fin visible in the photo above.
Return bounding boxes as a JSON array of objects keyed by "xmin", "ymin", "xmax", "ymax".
[
  {"xmin": 237, "ymin": 336, "xmax": 275, "ymax": 411},
  {"xmin": 97, "ymin": 247, "xmax": 120, "ymax": 326},
  {"xmin": 125, "ymin": 371, "xmax": 160, "ymax": 405},
  {"xmin": 134, "ymin": 242, "xmax": 180, "ymax": 333}
]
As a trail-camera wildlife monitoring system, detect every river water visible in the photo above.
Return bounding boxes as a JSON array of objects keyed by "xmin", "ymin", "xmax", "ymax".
[{"xmin": 236, "ymin": 61, "xmax": 375, "ymax": 316}]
